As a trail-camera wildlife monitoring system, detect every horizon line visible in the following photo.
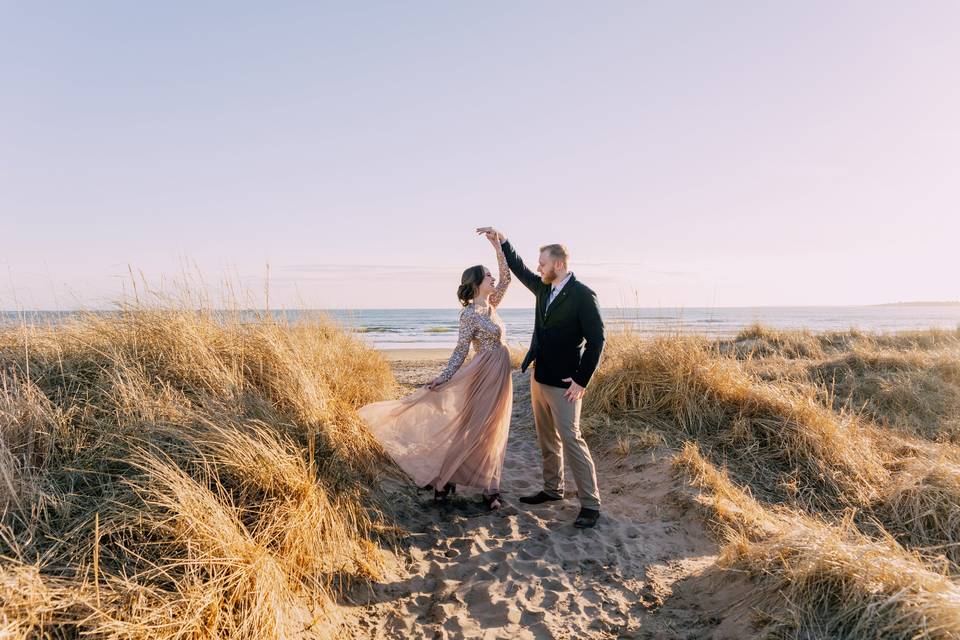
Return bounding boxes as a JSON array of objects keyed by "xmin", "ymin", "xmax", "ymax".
[{"xmin": 3, "ymin": 301, "xmax": 960, "ymax": 314}]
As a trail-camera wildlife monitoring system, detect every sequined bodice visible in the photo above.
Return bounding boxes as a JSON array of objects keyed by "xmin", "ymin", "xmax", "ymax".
[
  {"xmin": 467, "ymin": 305, "xmax": 507, "ymax": 352},
  {"xmin": 435, "ymin": 241, "xmax": 512, "ymax": 385}
]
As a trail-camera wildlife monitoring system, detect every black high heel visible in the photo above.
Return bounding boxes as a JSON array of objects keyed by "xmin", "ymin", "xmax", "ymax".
[
  {"xmin": 433, "ymin": 482, "xmax": 456, "ymax": 504},
  {"xmin": 482, "ymin": 492, "xmax": 502, "ymax": 511}
]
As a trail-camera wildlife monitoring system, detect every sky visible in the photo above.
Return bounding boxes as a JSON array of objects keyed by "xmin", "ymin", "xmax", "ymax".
[{"xmin": 2, "ymin": 1, "xmax": 958, "ymax": 310}]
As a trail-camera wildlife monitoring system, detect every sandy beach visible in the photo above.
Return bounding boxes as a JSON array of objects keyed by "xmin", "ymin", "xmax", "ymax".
[
  {"xmin": 378, "ymin": 348, "xmax": 450, "ymax": 362},
  {"xmin": 378, "ymin": 349, "xmax": 451, "ymax": 391},
  {"xmin": 346, "ymin": 353, "xmax": 753, "ymax": 639}
]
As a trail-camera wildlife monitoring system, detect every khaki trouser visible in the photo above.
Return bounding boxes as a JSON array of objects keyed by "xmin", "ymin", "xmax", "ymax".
[{"xmin": 530, "ymin": 371, "xmax": 601, "ymax": 509}]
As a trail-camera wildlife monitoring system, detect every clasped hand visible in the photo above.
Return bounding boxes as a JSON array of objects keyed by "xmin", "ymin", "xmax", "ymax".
[{"xmin": 476, "ymin": 227, "xmax": 502, "ymax": 244}]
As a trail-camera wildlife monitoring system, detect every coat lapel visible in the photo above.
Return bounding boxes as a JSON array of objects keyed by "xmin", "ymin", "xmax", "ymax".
[
  {"xmin": 543, "ymin": 275, "xmax": 576, "ymax": 322},
  {"xmin": 539, "ymin": 287, "xmax": 552, "ymax": 321}
]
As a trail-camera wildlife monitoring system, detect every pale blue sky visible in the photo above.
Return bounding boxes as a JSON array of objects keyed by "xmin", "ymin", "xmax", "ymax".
[{"xmin": 3, "ymin": 2, "xmax": 958, "ymax": 309}]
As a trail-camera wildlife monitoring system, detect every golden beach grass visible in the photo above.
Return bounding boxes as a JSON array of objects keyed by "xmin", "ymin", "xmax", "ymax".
[
  {"xmin": 4, "ymin": 305, "xmax": 960, "ymax": 638},
  {"xmin": 584, "ymin": 334, "xmax": 890, "ymax": 511},
  {"xmin": 0, "ymin": 304, "xmax": 395, "ymax": 639},
  {"xmin": 677, "ymin": 444, "xmax": 960, "ymax": 639},
  {"xmin": 588, "ymin": 328, "xmax": 960, "ymax": 637},
  {"xmin": 729, "ymin": 324, "xmax": 960, "ymax": 441}
]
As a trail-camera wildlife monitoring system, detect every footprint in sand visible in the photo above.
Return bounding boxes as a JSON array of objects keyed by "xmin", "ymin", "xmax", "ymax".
[{"xmin": 346, "ymin": 370, "xmax": 754, "ymax": 639}]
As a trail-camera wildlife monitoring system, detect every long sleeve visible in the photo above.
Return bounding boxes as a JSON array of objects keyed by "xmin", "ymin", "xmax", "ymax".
[
  {"xmin": 573, "ymin": 289, "xmax": 605, "ymax": 388},
  {"xmin": 435, "ymin": 309, "xmax": 476, "ymax": 384},
  {"xmin": 500, "ymin": 239, "xmax": 546, "ymax": 295},
  {"xmin": 488, "ymin": 240, "xmax": 512, "ymax": 307}
]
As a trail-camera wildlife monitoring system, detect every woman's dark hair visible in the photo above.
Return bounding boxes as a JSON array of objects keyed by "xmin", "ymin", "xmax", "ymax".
[{"xmin": 457, "ymin": 265, "xmax": 486, "ymax": 307}]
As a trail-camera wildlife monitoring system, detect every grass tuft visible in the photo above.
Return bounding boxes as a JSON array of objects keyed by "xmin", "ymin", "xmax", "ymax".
[{"xmin": 0, "ymin": 302, "xmax": 397, "ymax": 638}]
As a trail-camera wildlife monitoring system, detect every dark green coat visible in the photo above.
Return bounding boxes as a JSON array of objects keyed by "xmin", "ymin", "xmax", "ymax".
[{"xmin": 500, "ymin": 240, "xmax": 605, "ymax": 389}]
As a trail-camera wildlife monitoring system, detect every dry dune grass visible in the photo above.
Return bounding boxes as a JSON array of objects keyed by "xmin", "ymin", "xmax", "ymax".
[
  {"xmin": 678, "ymin": 444, "xmax": 960, "ymax": 640},
  {"xmin": 5, "ymin": 305, "xmax": 960, "ymax": 638},
  {"xmin": 589, "ymin": 328, "xmax": 960, "ymax": 638},
  {"xmin": 507, "ymin": 343, "xmax": 527, "ymax": 370},
  {"xmin": 0, "ymin": 304, "xmax": 396, "ymax": 639},
  {"xmin": 730, "ymin": 323, "xmax": 960, "ymax": 358},
  {"xmin": 810, "ymin": 347, "xmax": 960, "ymax": 441},
  {"xmin": 729, "ymin": 323, "xmax": 828, "ymax": 360},
  {"xmin": 880, "ymin": 454, "xmax": 960, "ymax": 570},
  {"xmin": 584, "ymin": 334, "xmax": 889, "ymax": 511},
  {"xmin": 728, "ymin": 324, "xmax": 960, "ymax": 441}
]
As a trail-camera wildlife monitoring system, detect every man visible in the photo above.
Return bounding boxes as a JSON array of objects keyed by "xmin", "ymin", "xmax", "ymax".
[{"xmin": 476, "ymin": 227, "xmax": 605, "ymax": 528}]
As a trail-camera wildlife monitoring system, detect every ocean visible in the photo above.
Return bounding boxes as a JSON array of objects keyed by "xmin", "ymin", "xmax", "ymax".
[{"xmin": 5, "ymin": 306, "xmax": 959, "ymax": 350}]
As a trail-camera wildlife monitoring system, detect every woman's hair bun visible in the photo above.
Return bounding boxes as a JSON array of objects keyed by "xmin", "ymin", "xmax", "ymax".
[{"xmin": 457, "ymin": 265, "xmax": 485, "ymax": 307}]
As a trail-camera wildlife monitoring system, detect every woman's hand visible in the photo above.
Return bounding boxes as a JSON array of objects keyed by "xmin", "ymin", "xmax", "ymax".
[
  {"xmin": 476, "ymin": 227, "xmax": 503, "ymax": 245},
  {"xmin": 425, "ymin": 378, "xmax": 441, "ymax": 391}
]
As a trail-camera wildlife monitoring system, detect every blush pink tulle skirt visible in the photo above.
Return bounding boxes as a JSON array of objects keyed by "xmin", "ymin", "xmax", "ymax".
[{"xmin": 358, "ymin": 345, "xmax": 513, "ymax": 494}]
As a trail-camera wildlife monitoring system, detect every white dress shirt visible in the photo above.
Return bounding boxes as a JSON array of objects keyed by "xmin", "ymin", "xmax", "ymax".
[{"xmin": 546, "ymin": 272, "xmax": 573, "ymax": 310}]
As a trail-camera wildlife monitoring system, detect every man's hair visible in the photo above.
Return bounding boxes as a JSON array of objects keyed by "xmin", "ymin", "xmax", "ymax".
[{"xmin": 539, "ymin": 243, "xmax": 569, "ymax": 268}]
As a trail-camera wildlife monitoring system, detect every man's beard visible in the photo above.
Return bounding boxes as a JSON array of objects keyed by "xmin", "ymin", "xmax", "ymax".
[{"xmin": 541, "ymin": 268, "xmax": 557, "ymax": 284}]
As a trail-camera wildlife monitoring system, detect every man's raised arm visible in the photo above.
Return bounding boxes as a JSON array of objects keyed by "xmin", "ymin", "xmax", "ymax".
[{"xmin": 476, "ymin": 227, "xmax": 544, "ymax": 295}]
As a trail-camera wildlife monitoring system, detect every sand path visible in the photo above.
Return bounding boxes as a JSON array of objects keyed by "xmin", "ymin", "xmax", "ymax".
[{"xmin": 345, "ymin": 370, "xmax": 750, "ymax": 639}]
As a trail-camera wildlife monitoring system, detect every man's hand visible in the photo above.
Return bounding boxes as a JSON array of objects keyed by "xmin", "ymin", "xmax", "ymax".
[
  {"xmin": 562, "ymin": 378, "xmax": 585, "ymax": 402},
  {"xmin": 476, "ymin": 227, "xmax": 504, "ymax": 244}
]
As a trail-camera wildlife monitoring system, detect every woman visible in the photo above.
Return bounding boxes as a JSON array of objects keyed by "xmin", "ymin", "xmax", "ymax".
[{"xmin": 358, "ymin": 230, "xmax": 513, "ymax": 510}]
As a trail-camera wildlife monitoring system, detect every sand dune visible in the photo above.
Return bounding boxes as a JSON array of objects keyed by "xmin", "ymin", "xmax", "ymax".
[
  {"xmin": 8, "ymin": 319, "xmax": 958, "ymax": 638},
  {"xmin": 343, "ymin": 370, "xmax": 753, "ymax": 639}
]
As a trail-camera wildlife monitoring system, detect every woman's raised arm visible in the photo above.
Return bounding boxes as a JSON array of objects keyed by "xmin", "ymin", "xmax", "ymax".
[{"xmin": 488, "ymin": 236, "xmax": 511, "ymax": 308}]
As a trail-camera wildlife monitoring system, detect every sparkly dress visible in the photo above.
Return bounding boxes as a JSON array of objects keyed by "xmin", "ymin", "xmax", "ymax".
[{"xmin": 358, "ymin": 243, "xmax": 513, "ymax": 494}]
